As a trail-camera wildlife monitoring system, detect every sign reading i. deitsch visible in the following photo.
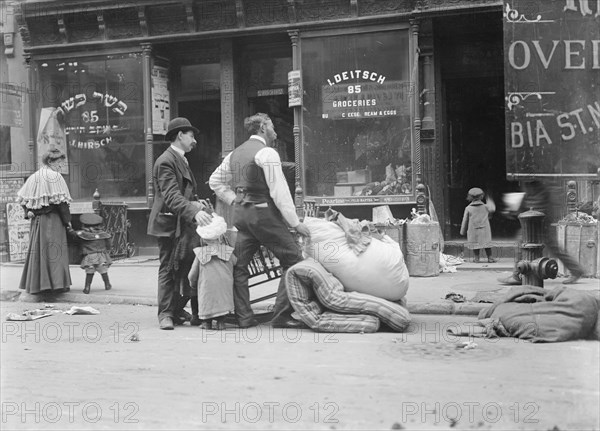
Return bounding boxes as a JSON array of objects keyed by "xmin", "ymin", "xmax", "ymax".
[{"xmin": 321, "ymin": 71, "xmax": 411, "ymax": 120}]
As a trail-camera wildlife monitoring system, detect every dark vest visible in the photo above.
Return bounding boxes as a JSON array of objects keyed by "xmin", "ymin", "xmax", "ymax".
[{"xmin": 229, "ymin": 138, "xmax": 270, "ymax": 202}]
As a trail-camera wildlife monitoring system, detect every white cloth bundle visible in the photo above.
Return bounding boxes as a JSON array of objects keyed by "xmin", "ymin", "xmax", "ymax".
[{"xmin": 196, "ymin": 213, "xmax": 227, "ymax": 240}]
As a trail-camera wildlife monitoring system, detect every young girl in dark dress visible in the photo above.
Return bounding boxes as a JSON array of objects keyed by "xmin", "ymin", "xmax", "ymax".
[{"xmin": 73, "ymin": 213, "xmax": 113, "ymax": 294}]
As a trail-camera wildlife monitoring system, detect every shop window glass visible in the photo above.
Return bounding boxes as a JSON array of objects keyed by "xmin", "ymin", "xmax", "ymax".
[
  {"xmin": 301, "ymin": 30, "xmax": 414, "ymax": 201},
  {"xmin": 39, "ymin": 54, "xmax": 145, "ymax": 200}
]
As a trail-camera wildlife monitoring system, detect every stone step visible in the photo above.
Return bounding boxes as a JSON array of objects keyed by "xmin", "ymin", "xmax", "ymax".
[{"xmin": 443, "ymin": 240, "xmax": 519, "ymax": 261}]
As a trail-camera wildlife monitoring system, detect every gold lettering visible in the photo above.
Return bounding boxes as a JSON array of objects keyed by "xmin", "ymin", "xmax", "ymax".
[
  {"xmin": 509, "ymin": 41, "xmax": 530, "ymax": 70},
  {"xmin": 511, "ymin": 122, "xmax": 524, "ymax": 148},
  {"xmin": 588, "ymin": 101, "xmax": 600, "ymax": 128},
  {"xmin": 569, "ymin": 108, "xmax": 587, "ymax": 133},
  {"xmin": 557, "ymin": 114, "xmax": 576, "ymax": 140},
  {"xmin": 532, "ymin": 40, "xmax": 560, "ymax": 69},
  {"xmin": 526, "ymin": 121, "xmax": 534, "ymax": 147},
  {"xmin": 535, "ymin": 120, "xmax": 552, "ymax": 146},
  {"xmin": 565, "ymin": 40, "xmax": 586, "ymax": 69}
]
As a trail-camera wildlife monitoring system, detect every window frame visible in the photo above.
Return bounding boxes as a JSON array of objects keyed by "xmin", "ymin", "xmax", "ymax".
[
  {"xmin": 34, "ymin": 49, "xmax": 147, "ymax": 205},
  {"xmin": 299, "ymin": 23, "xmax": 418, "ymax": 206}
]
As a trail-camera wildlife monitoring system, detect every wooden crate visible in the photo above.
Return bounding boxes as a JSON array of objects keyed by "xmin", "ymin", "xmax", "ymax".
[{"xmin": 556, "ymin": 222, "xmax": 598, "ymax": 277}]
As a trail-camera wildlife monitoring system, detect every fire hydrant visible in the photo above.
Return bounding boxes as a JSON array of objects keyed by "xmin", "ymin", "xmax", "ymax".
[{"xmin": 516, "ymin": 209, "xmax": 559, "ymax": 287}]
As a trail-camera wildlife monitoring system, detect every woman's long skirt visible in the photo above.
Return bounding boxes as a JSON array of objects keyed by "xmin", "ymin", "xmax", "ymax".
[{"xmin": 19, "ymin": 212, "xmax": 71, "ymax": 293}]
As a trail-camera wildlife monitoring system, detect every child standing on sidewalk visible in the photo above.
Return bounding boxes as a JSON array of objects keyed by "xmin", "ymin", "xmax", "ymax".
[
  {"xmin": 460, "ymin": 187, "xmax": 497, "ymax": 263},
  {"xmin": 187, "ymin": 213, "xmax": 236, "ymax": 330},
  {"xmin": 72, "ymin": 213, "xmax": 113, "ymax": 294}
]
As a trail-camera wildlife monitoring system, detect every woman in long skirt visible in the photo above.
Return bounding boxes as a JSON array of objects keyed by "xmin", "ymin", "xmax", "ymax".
[{"xmin": 17, "ymin": 148, "xmax": 72, "ymax": 294}]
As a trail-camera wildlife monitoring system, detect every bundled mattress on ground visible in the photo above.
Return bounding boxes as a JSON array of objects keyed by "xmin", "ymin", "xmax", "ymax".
[{"xmin": 286, "ymin": 258, "xmax": 411, "ymax": 333}]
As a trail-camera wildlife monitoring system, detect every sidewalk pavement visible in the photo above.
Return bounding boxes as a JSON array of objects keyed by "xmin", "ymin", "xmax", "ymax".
[{"xmin": 1, "ymin": 257, "xmax": 598, "ymax": 316}]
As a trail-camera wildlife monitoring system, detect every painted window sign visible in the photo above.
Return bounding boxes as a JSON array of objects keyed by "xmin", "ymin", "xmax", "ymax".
[
  {"xmin": 39, "ymin": 54, "xmax": 146, "ymax": 200},
  {"xmin": 322, "ymin": 80, "xmax": 411, "ymax": 119},
  {"xmin": 57, "ymin": 91, "xmax": 129, "ymax": 149},
  {"xmin": 39, "ymin": 55, "xmax": 144, "ymax": 152},
  {"xmin": 504, "ymin": 0, "xmax": 600, "ymax": 176}
]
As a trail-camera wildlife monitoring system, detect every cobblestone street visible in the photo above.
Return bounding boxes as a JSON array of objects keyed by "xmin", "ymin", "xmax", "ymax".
[{"xmin": 1, "ymin": 301, "xmax": 598, "ymax": 430}]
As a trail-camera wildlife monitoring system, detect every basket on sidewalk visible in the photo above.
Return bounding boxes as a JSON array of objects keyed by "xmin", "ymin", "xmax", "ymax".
[{"xmin": 555, "ymin": 219, "xmax": 598, "ymax": 277}]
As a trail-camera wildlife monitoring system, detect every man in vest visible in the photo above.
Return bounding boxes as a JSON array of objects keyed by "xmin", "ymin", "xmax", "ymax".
[
  {"xmin": 148, "ymin": 117, "xmax": 212, "ymax": 330},
  {"xmin": 209, "ymin": 113, "xmax": 311, "ymax": 328}
]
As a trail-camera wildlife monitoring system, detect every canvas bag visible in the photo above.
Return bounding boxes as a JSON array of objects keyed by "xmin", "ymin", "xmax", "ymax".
[{"xmin": 303, "ymin": 217, "xmax": 409, "ymax": 301}]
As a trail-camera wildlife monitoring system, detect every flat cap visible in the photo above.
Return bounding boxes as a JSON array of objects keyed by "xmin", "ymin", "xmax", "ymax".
[{"xmin": 80, "ymin": 213, "xmax": 104, "ymax": 226}]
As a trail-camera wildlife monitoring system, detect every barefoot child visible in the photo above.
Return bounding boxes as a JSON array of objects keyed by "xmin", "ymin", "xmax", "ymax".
[
  {"xmin": 73, "ymin": 213, "xmax": 113, "ymax": 294},
  {"xmin": 460, "ymin": 187, "xmax": 497, "ymax": 263}
]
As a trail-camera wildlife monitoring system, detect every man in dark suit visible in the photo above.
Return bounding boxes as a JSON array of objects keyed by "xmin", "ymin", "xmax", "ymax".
[{"xmin": 148, "ymin": 117, "xmax": 212, "ymax": 330}]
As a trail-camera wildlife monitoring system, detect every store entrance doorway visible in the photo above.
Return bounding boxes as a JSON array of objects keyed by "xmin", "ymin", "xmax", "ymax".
[
  {"xmin": 445, "ymin": 76, "xmax": 520, "ymax": 239},
  {"xmin": 437, "ymin": 11, "xmax": 521, "ymax": 240},
  {"xmin": 178, "ymin": 100, "xmax": 222, "ymax": 204}
]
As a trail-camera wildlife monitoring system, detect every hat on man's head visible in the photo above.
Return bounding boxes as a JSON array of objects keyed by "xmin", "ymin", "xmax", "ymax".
[
  {"xmin": 468, "ymin": 187, "xmax": 484, "ymax": 197},
  {"xmin": 164, "ymin": 117, "xmax": 199, "ymax": 142},
  {"xmin": 80, "ymin": 213, "xmax": 104, "ymax": 226}
]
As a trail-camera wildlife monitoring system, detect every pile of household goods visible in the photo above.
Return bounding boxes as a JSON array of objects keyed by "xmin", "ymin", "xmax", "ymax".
[
  {"xmin": 286, "ymin": 210, "xmax": 411, "ymax": 333},
  {"xmin": 559, "ymin": 211, "xmax": 597, "ymax": 224},
  {"xmin": 358, "ymin": 163, "xmax": 413, "ymax": 196},
  {"xmin": 447, "ymin": 286, "xmax": 600, "ymax": 342}
]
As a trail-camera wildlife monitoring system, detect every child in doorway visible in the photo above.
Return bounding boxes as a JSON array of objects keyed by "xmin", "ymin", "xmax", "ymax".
[
  {"xmin": 188, "ymin": 213, "xmax": 236, "ymax": 330},
  {"xmin": 72, "ymin": 213, "xmax": 113, "ymax": 293},
  {"xmin": 460, "ymin": 187, "xmax": 497, "ymax": 263}
]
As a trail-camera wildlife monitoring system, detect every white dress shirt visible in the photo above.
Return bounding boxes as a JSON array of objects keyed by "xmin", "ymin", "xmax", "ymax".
[
  {"xmin": 209, "ymin": 135, "xmax": 300, "ymax": 228},
  {"xmin": 170, "ymin": 145, "xmax": 187, "ymax": 164}
]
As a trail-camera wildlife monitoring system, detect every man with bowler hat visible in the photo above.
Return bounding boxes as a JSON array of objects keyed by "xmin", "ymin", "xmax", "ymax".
[
  {"xmin": 148, "ymin": 117, "xmax": 212, "ymax": 330},
  {"xmin": 209, "ymin": 113, "xmax": 311, "ymax": 329}
]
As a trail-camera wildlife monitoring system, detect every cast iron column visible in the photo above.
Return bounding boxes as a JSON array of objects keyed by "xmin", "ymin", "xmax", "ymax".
[
  {"xmin": 142, "ymin": 43, "xmax": 154, "ymax": 208},
  {"xmin": 410, "ymin": 19, "xmax": 427, "ymax": 215},
  {"xmin": 289, "ymin": 29, "xmax": 304, "ymax": 221}
]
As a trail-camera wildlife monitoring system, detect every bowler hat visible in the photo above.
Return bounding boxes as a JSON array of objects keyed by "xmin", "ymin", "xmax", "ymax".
[
  {"xmin": 468, "ymin": 187, "xmax": 484, "ymax": 197},
  {"xmin": 164, "ymin": 117, "xmax": 199, "ymax": 142},
  {"xmin": 80, "ymin": 213, "xmax": 104, "ymax": 226}
]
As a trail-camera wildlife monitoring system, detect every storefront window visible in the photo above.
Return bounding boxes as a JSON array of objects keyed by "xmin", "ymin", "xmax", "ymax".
[
  {"xmin": 39, "ymin": 54, "xmax": 145, "ymax": 200},
  {"xmin": 301, "ymin": 29, "xmax": 414, "ymax": 203}
]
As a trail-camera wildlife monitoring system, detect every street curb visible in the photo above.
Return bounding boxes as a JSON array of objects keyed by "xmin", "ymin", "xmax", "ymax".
[
  {"xmin": 1, "ymin": 260, "xmax": 160, "ymax": 268},
  {"xmin": 457, "ymin": 265, "xmax": 514, "ymax": 272},
  {"xmin": 406, "ymin": 302, "xmax": 487, "ymax": 316},
  {"xmin": 8, "ymin": 291, "xmax": 156, "ymax": 307},
  {"xmin": 2, "ymin": 290, "xmax": 487, "ymax": 316}
]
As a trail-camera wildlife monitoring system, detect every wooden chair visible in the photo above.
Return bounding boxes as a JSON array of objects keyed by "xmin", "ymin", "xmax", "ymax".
[{"xmin": 248, "ymin": 246, "xmax": 282, "ymax": 305}]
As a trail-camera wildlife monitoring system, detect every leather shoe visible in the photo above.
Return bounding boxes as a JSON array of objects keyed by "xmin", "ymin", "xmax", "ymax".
[
  {"xmin": 271, "ymin": 319, "xmax": 307, "ymax": 329},
  {"xmin": 237, "ymin": 318, "xmax": 259, "ymax": 329},
  {"xmin": 159, "ymin": 317, "xmax": 174, "ymax": 330},
  {"xmin": 178, "ymin": 309, "xmax": 192, "ymax": 322},
  {"xmin": 498, "ymin": 274, "xmax": 522, "ymax": 286}
]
